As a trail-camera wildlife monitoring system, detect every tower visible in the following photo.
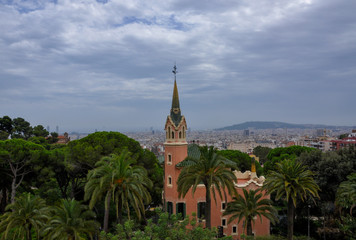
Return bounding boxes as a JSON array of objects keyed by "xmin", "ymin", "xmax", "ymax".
[{"xmin": 163, "ymin": 65, "xmax": 188, "ymax": 216}]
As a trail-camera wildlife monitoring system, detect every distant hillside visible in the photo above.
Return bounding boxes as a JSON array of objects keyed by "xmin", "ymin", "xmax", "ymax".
[{"xmin": 216, "ymin": 121, "xmax": 355, "ymax": 131}]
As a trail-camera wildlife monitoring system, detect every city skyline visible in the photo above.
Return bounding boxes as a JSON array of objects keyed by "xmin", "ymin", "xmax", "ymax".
[{"xmin": 1, "ymin": 0, "xmax": 356, "ymax": 133}]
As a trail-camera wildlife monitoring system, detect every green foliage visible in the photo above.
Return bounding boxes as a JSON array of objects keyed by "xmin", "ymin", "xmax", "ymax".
[
  {"xmin": 67, "ymin": 131, "xmax": 162, "ymax": 203},
  {"xmin": 99, "ymin": 209, "xmax": 231, "ymax": 240},
  {"xmin": 178, "ymin": 146, "xmax": 237, "ymax": 229},
  {"xmin": 85, "ymin": 150, "xmax": 152, "ymax": 231},
  {"xmin": 336, "ymin": 173, "xmax": 356, "ymax": 215},
  {"xmin": 253, "ymin": 146, "xmax": 272, "ymax": 165},
  {"xmin": 11, "ymin": 117, "xmax": 33, "ymax": 140},
  {"xmin": 223, "ymin": 189, "xmax": 278, "ymax": 236},
  {"xmin": 299, "ymin": 147, "xmax": 356, "ymax": 203},
  {"xmin": 0, "ymin": 193, "xmax": 49, "ymax": 240},
  {"xmin": 264, "ymin": 146, "xmax": 314, "ymax": 174},
  {"xmin": 32, "ymin": 125, "xmax": 49, "ymax": 137},
  {"xmin": 0, "ymin": 116, "xmax": 13, "ymax": 140},
  {"xmin": 219, "ymin": 149, "xmax": 251, "ymax": 171},
  {"xmin": 0, "ymin": 139, "xmax": 46, "ymax": 203},
  {"xmin": 264, "ymin": 159, "xmax": 320, "ymax": 240},
  {"xmin": 42, "ymin": 198, "xmax": 100, "ymax": 239}
]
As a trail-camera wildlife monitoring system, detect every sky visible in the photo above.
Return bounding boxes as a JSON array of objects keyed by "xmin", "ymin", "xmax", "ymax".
[{"xmin": 1, "ymin": 0, "xmax": 355, "ymax": 133}]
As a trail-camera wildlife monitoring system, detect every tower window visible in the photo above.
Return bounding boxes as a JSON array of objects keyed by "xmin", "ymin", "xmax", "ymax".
[
  {"xmin": 167, "ymin": 201, "xmax": 173, "ymax": 215},
  {"xmin": 197, "ymin": 202, "xmax": 206, "ymax": 220},
  {"xmin": 172, "ymin": 131, "xmax": 175, "ymax": 139},
  {"xmin": 176, "ymin": 202, "xmax": 186, "ymax": 219},
  {"xmin": 167, "ymin": 154, "xmax": 172, "ymax": 165},
  {"xmin": 168, "ymin": 176, "xmax": 172, "ymax": 186},
  {"xmin": 221, "ymin": 202, "xmax": 226, "ymax": 211},
  {"xmin": 168, "ymin": 127, "xmax": 171, "ymax": 139},
  {"xmin": 222, "ymin": 218, "xmax": 227, "ymax": 227},
  {"xmin": 232, "ymin": 225, "xmax": 237, "ymax": 234},
  {"xmin": 179, "ymin": 131, "xmax": 182, "ymax": 138}
]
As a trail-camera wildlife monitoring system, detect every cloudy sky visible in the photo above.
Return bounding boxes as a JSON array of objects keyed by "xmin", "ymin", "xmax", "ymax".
[{"xmin": 1, "ymin": 0, "xmax": 355, "ymax": 132}]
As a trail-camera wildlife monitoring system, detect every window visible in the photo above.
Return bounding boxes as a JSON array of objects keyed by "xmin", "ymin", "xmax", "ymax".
[
  {"xmin": 172, "ymin": 131, "xmax": 175, "ymax": 139},
  {"xmin": 167, "ymin": 176, "xmax": 172, "ymax": 186},
  {"xmin": 197, "ymin": 202, "xmax": 206, "ymax": 220},
  {"xmin": 179, "ymin": 131, "xmax": 182, "ymax": 138},
  {"xmin": 167, "ymin": 154, "xmax": 172, "ymax": 165},
  {"xmin": 176, "ymin": 202, "xmax": 186, "ymax": 219},
  {"xmin": 232, "ymin": 225, "xmax": 237, "ymax": 235},
  {"xmin": 168, "ymin": 127, "xmax": 171, "ymax": 138},
  {"xmin": 221, "ymin": 218, "xmax": 227, "ymax": 227},
  {"xmin": 167, "ymin": 202, "xmax": 173, "ymax": 215},
  {"xmin": 221, "ymin": 202, "xmax": 226, "ymax": 211}
]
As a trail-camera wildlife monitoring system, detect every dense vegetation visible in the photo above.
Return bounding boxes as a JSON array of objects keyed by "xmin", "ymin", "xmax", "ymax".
[{"xmin": 0, "ymin": 116, "xmax": 355, "ymax": 239}]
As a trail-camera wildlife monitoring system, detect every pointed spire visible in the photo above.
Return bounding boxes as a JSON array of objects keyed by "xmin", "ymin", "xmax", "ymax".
[
  {"xmin": 170, "ymin": 64, "xmax": 182, "ymax": 126},
  {"xmin": 171, "ymin": 79, "xmax": 180, "ymax": 110}
]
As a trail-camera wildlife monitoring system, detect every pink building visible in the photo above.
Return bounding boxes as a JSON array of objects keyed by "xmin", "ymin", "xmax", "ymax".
[{"xmin": 163, "ymin": 67, "xmax": 271, "ymax": 238}]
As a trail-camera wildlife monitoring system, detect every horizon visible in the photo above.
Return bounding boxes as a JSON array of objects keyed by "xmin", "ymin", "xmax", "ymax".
[{"xmin": 1, "ymin": 0, "xmax": 355, "ymax": 132}]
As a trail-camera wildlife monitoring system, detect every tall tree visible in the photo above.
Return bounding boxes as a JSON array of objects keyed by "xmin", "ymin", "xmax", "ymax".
[
  {"xmin": 223, "ymin": 189, "xmax": 278, "ymax": 236},
  {"xmin": 42, "ymin": 199, "xmax": 99, "ymax": 240},
  {"xmin": 336, "ymin": 173, "xmax": 356, "ymax": 215},
  {"xmin": 177, "ymin": 146, "xmax": 237, "ymax": 229},
  {"xmin": 0, "ymin": 116, "xmax": 13, "ymax": 140},
  {"xmin": 11, "ymin": 117, "xmax": 33, "ymax": 140},
  {"xmin": 253, "ymin": 146, "xmax": 272, "ymax": 165},
  {"xmin": 32, "ymin": 125, "xmax": 49, "ymax": 137},
  {"xmin": 0, "ymin": 193, "xmax": 49, "ymax": 240},
  {"xmin": 0, "ymin": 139, "xmax": 45, "ymax": 203},
  {"xmin": 263, "ymin": 159, "xmax": 320, "ymax": 240},
  {"xmin": 84, "ymin": 150, "xmax": 152, "ymax": 232}
]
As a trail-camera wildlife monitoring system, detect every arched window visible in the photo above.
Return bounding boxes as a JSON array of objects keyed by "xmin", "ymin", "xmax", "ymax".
[
  {"xmin": 168, "ymin": 127, "xmax": 171, "ymax": 139},
  {"xmin": 179, "ymin": 131, "xmax": 182, "ymax": 138},
  {"xmin": 172, "ymin": 131, "xmax": 175, "ymax": 139}
]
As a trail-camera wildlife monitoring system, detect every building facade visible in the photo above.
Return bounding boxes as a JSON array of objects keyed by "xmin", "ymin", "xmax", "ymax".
[{"xmin": 163, "ymin": 68, "xmax": 270, "ymax": 238}]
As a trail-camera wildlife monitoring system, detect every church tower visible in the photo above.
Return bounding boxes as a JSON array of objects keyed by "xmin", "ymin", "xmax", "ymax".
[{"xmin": 163, "ymin": 65, "xmax": 188, "ymax": 216}]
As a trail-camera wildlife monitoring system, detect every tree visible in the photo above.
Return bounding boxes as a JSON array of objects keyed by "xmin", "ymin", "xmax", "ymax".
[
  {"xmin": 0, "ymin": 116, "xmax": 13, "ymax": 140},
  {"xmin": 253, "ymin": 146, "xmax": 272, "ymax": 165},
  {"xmin": 67, "ymin": 131, "xmax": 162, "ymax": 203},
  {"xmin": 84, "ymin": 150, "xmax": 152, "ymax": 232},
  {"xmin": 177, "ymin": 146, "xmax": 237, "ymax": 229},
  {"xmin": 336, "ymin": 173, "xmax": 356, "ymax": 215},
  {"xmin": 223, "ymin": 188, "xmax": 278, "ymax": 236},
  {"xmin": 0, "ymin": 139, "xmax": 45, "ymax": 203},
  {"xmin": 32, "ymin": 125, "xmax": 49, "ymax": 137},
  {"xmin": 263, "ymin": 159, "xmax": 320, "ymax": 240},
  {"xmin": 11, "ymin": 117, "xmax": 33, "ymax": 140},
  {"xmin": 0, "ymin": 193, "xmax": 49, "ymax": 240},
  {"xmin": 264, "ymin": 146, "xmax": 314, "ymax": 174},
  {"xmin": 42, "ymin": 198, "xmax": 99, "ymax": 240}
]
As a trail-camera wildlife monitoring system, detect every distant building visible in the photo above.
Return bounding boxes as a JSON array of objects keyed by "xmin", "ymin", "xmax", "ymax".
[
  {"xmin": 163, "ymin": 67, "xmax": 270, "ymax": 238},
  {"xmin": 57, "ymin": 132, "xmax": 70, "ymax": 144}
]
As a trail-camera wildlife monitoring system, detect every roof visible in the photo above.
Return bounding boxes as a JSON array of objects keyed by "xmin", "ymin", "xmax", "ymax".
[
  {"xmin": 176, "ymin": 144, "xmax": 200, "ymax": 167},
  {"xmin": 170, "ymin": 79, "xmax": 182, "ymax": 127}
]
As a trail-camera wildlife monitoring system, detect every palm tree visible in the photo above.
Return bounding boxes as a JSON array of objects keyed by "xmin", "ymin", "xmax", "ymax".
[
  {"xmin": 336, "ymin": 173, "xmax": 356, "ymax": 215},
  {"xmin": 84, "ymin": 150, "xmax": 152, "ymax": 232},
  {"xmin": 42, "ymin": 198, "xmax": 99, "ymax": 240},
  {"xmin": 223, "ymin": 188, "xmax": 278, "ymax": 236},
  {"xmin": 177, "ymin": 146, "xmax": 237, "ymax": 229},
  {"xmin": 0, "ymin": 193, "xmax": 49, "ymax": 240},
  {"xmin": 263, "ymin": 159, "xmax": 320, "ymax": 240}
]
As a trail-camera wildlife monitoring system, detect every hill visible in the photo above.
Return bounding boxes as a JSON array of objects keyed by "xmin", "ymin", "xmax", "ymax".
[{"xmin": 216, "ymin": 121, "xmax": 355, "ymax": 131}]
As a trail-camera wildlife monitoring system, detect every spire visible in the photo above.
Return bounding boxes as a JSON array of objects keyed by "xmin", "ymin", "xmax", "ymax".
[{"xmin": 170, "ymin": 64, "xmax": 182, "ymax": 126}]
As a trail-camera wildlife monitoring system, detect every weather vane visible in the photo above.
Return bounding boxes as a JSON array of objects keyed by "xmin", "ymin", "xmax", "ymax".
[{"xmin": 172, "ymin": 63, "xmax": 177, "ymax": 80}]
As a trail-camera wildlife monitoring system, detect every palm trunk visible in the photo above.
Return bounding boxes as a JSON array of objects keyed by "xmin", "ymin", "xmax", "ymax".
[
  {"xmin": 205, "ymin": 184, "xmax": 211, "ymax": 229},
  {"xmin": 246, "ymin": 218, "xmax": 253, "ymax": 236},
  {"xmin": 103, "ymin": 191, "xmax": 112, "ymax": 232},
  {"xmin": 287, "ymin": 199, "xmax": 295, "ymax": 240},
  {"xmin": 118, "ymin": 200, "xmax": 123, "ymax": 224}
]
